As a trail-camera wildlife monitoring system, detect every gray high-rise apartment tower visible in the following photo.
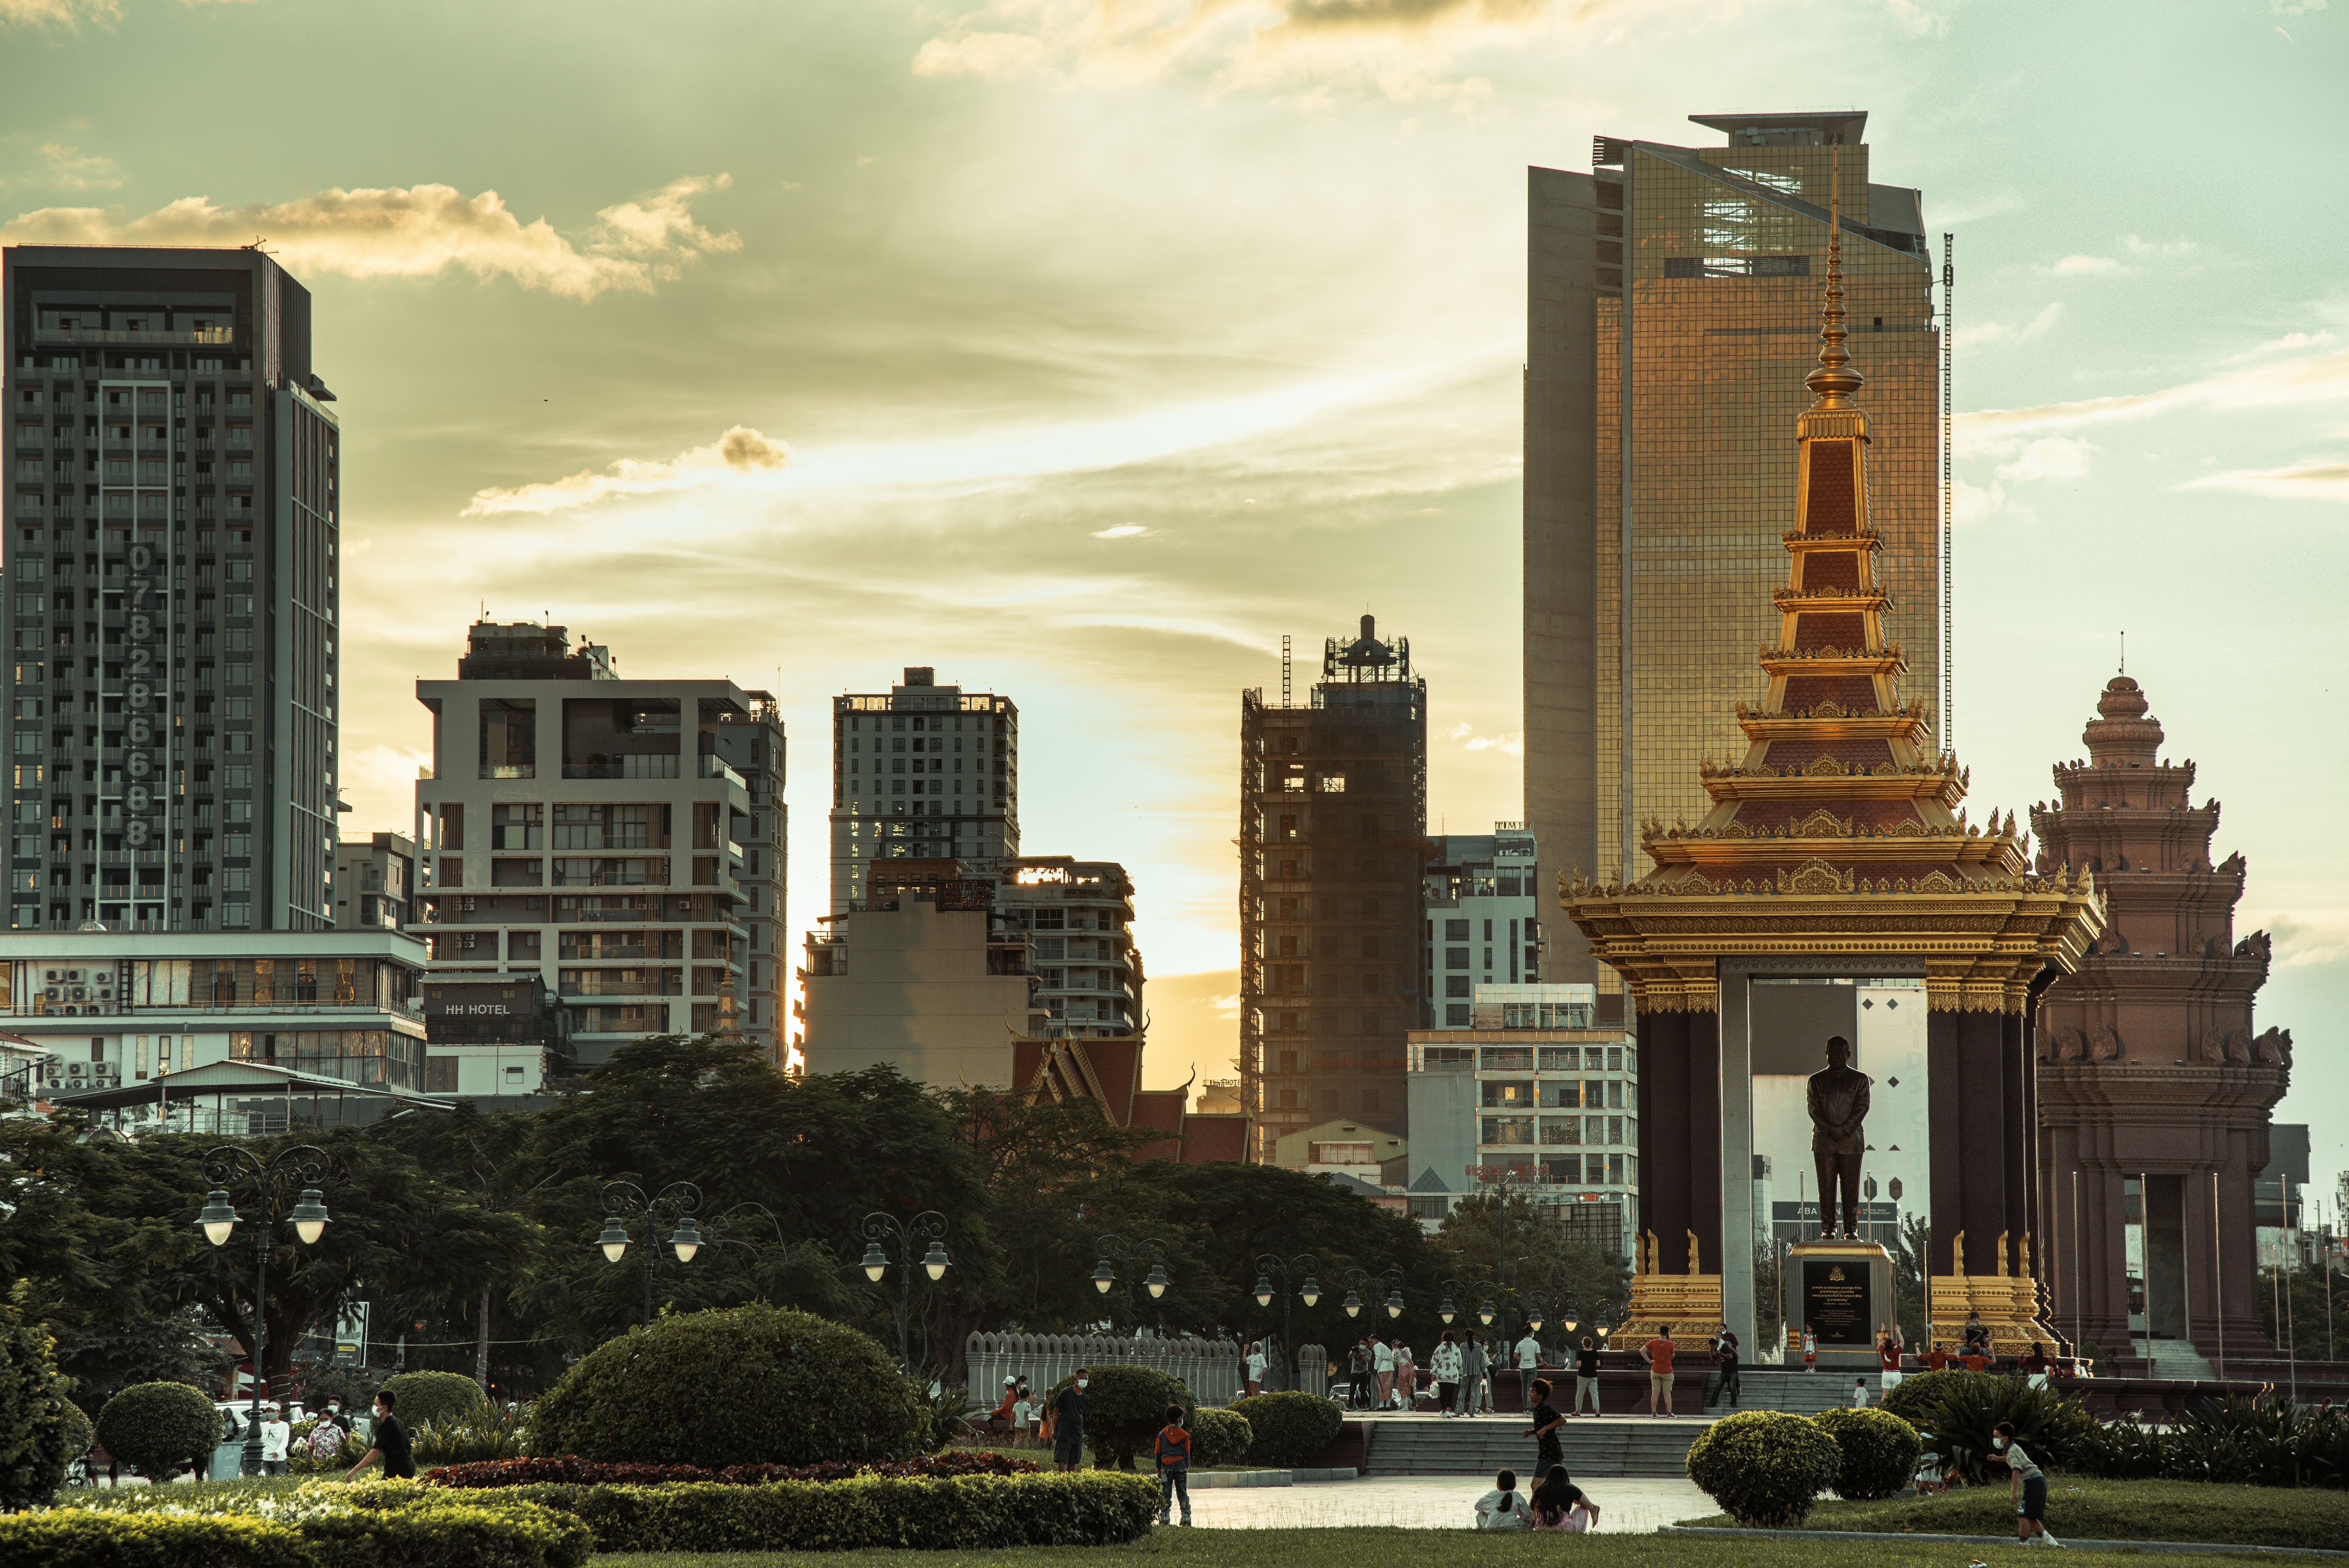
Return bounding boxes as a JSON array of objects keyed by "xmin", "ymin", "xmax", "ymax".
[
  {"xmin": 830, "ymin": 667, "xmax": 1018, "ymax": 913},
  {"xmin": 1522, "ymin": 112, "xmax": 1940, "ymax": 988},
  {"xmin": 4, "ymin": 246, "xmax": 342, "ymax": 932}
]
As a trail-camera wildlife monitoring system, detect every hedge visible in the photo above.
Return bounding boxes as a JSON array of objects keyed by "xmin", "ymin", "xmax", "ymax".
[
  {"xmin": 1229, "ymin": 1391, "xmax": 1342, "ymax": 1468},
  {"xmin": 1188, "ymin": 1407, "xmax": 1252, "ymax": 1469},
  {"xmin": 304, "ymin": 1494, "xmax": 592, "ymax": 1568},
  {"xmin": 425, "ymin": 1451, "xmax": 1038, "ymax": 1488},
  {"xmin": 1774, "ymin": 1476, "xmax": 2349, "ymax": 1550},
  {"xmin": 529, "ymin": 1304, "xmax": 924, "ymax": 1470},
  {"xmin": 422, "ymin": 1470, "xmax": 1161, "ymax": 1551},
  {"xmin": 375, "ymin": 1371, "xmax": 489, "ymax": 1433},
  {"xmin": 1685, "ymin": 1409, "xmax": 1842, "ymax": 1527},
  {"xmin": 1813, "ymin": 1406, "xmax": 1922, "ymax": 1500},
  {"xmin": 0, "ymin": 1511, "xmax": 312, "ymax": 1568}
]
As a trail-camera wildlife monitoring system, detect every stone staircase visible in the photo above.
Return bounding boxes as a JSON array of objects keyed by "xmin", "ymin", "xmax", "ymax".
[
  {"xmin": 2144, "ymin": 1337, "xmax": 2217, "ymax": 1381},
  {"xmin": 1714, "ymin": 1368, "xmax": 1877, "ymax": 1415},
  {"xmin": 1361, "ymin": 1415, "xmax": 1707, "ymax": 1477}
]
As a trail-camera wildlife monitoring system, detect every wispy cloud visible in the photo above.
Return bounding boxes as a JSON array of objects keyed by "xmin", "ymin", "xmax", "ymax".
[
  {"xmin": 1959, "ymin": 341, "xmax": 2349, "ymax": 441},
  {"xmin": 1954, "ymin": 302, "xmax": 2061, "ymax": 350},
  {"xmin": 7, "ymin": 0, "xmax": 254, "ymax": 27},
  {"xmin": 1093, "ymin": 523, "xmax": 1152, "ymax": 538},
  {"xmin": 911, "ymin": 0, "xmax": 1558, "ymax": 101},
  {"xmin": 466, "ymin": 426, "xmax": 790, "ymax": 516},
  {"xmin": 1447, "ymin": 721, "xmax": 1523, "ymax": 757},
  {"xmin": 2183, "ymin": 459, "xmax": 2349, "ymax": 505},
  {"xmin": 0, "ymin": 174, "xmax": 737, "ymax": 300},
  {"xmin": 2, "ymin": 141, "xmax": 122, "ymax": 190},
  {"xmin": 2050, "ymin": 253, "xmax": 2120, "ymax": 275}
]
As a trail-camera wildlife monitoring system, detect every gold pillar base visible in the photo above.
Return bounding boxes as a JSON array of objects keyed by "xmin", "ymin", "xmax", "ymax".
[
  {"xmin": 1927, "ymin": 1271, "xmax": 2054, "ymax": 1357},
  {"xmin": 1615, "ymin": 1229, "xmax": 1723, "ymax": 1345}
]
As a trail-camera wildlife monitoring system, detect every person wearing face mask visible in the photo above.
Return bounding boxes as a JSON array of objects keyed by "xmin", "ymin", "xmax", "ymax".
[
  {"xmin": 1052, "ymin": 1369, "xmax": 1090, "ymax": 1473},
  {"xmin": 1990, "ymin": 1421, "xmax": 2061, "ymax": 1548}
]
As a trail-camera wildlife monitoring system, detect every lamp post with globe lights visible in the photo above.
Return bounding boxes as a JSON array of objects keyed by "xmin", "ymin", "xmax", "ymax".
[
  {"xmin": 195, "ymin": 1144, "xmax": 331, "ymax": 1478},
  {"xmin": 596, "ymin": 1180, "xmax": 715, "ymax": 1327},
  {"xmin": 1089, "ymin": 1234, "xmax": 1169, "ymax": 1337},
  {"xmin": 1340, "ymin": 1266, "xmax": 1408, "ymax": 1323},
  {"xmin": 1251, "ymin": 1252, "xmax": 1320, "ymax": 1392},
  {"xmin": 861, "ymin": 1211, "xmax": 951, "ymax": 1372}
]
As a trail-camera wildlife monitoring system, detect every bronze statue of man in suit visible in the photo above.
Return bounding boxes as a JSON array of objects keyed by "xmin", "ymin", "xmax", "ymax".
[{"xmin": 1807, "ymin": 1034, "xmax": 1871, "ymax": 1240}]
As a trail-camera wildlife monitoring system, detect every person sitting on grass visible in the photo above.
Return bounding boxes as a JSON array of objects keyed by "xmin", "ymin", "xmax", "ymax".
[
  {"xmin": 1529, "ymin": 1466, "xmax": 1599, "ymax": 1532},
  {"xmin": 1475, "ymin": 1467, "xmax": 1528, "ymax": 1530},
  {"xmin": 1989, "ymin": 1420, "xmax": 2060, "ymax": 1548},
  {"xmin": 1154, "ymin": 1404, "xmax": 1193, "ymax": 1528}
]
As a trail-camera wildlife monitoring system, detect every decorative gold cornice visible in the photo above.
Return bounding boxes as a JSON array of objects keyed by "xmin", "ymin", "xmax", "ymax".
[
  {"xmin": 1772, "ymin": 586, "xmax": 1888, "ymax": 613},
  {"xmin": 1782, "ymin": 528, "xmax": 1881, "ymax": 551}
]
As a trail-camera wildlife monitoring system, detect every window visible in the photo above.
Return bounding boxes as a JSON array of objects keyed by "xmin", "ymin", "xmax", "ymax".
[
  {"xmin": 1445, "ymin": 947, "xmax": 1469, "ymax": 970},
  {"xmin": 1445, "ymin": 1004, "xmax": 1470, "ymax": 1025},
  {"xmin": 1539, "ymin": 1116, "xmax": 1579, "ymax": 1146},
  {"xmin": 1480, "ymin": 1080, "xmax": 1532, "ymax": 1108},
  {"xmin": 478, "ymin": 698, "xmax": 535, "ymax": 778},
  {"xmin": 1445, "ymin": 918, "xmax": 1470, "ymax": 940},
  {"xmin": 424, "ymin": 1056, "xmax": 459, "ymax": 1092},
  {"xmin": 1446, "ymin": 975, "xmax": 1470, "ymax": 998},
  {"xmin": 1481, "ymin": 1116, "xmax": 1534, "ymax": 1146}
]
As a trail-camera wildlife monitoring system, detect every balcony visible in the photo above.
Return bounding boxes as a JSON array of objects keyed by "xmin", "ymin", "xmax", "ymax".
[
  {"xmin": 562, "ymin": 755, "xmax": 679, "ymax": 780},
  {"xmin": 35, "ymin": 326, "xmax": 236, "ymax": 346}
]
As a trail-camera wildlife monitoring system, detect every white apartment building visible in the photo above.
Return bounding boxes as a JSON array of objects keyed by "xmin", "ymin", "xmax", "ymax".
[
  {"xmin": 994, "ymin": 857, "xmax": 1141, "ymax": 1039},
  {"xmin": 1423, "ymin": 824, "xmax": 1543, "ymax": 1028},
  {"xmin": 1403, "ymin": 983, "xmax": 1636, "ymax": 1254},
  {"xmin": 830, "ymin": 667, "xmax": 1016, "ymax": 912},
  {"xmin": 412, "ymin": 622, "xmax": 785, "ymax": 1070},
  {"xmin": 0, "ymin": 929, "xmax": 427, "ymax": 1106},
  {"xmin": 334, "ymin": 831, "xmax": 417, "ymax": 930}
]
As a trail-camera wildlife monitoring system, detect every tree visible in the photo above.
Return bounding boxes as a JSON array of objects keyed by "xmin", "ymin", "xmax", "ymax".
[{"xmin": 1432, "ymin": 1190, "xmax": 1629, "ymax": 1346}]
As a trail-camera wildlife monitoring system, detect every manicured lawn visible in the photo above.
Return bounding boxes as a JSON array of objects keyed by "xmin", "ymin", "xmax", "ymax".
[
  {"xmin": 592, "ymin": 1526, "xmax": 2295, "ymax": 1568},
  {"xmin": 1679, "ymin": 1477, "xmax": 2349, "ymax": 1551}
]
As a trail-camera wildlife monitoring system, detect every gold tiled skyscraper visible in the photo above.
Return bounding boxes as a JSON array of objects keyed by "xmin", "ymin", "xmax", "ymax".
[{"xmin": 1525, "ymin": 111, "xmax": 1942, "ymax": 991}]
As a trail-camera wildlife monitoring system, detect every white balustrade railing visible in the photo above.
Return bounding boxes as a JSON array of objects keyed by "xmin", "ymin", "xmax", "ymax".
[{"xmin": 962, "ymin": 1332, "xmax": 1244, "ymax": 1409}]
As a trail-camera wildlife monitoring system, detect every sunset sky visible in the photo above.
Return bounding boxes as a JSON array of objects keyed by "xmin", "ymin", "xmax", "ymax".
[{"xmin": 6, "ymin": 0, "xmax": 2344, "ymax": 1203}]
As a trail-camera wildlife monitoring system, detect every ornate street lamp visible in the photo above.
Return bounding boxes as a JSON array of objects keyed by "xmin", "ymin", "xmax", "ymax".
[
  {"xmin": 1340, "ymin": 1266, "xmax": 1407, "ymax": 1321},
  {"xmin": 861, "ymin": 1211, "xmax": 951, "ymax": 1372},
  {"xmin": 197, "ymin": 1145, "xmax": 331, "ymax": 1478},
  {"xmin": 597, "ymin": 1180, "xmax": 707, "ymax": 1325},
  {"xmin": 1089, "ymin": 1234, "xmax": 1170, "ymax": 1336},
  {"xmin": 1252, "ymin": 1253, "xmax": 1320, "ymax": 1392}
]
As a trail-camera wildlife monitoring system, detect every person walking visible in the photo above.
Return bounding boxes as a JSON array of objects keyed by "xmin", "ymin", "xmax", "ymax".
[
  {"xmin": 1573, "ymin": 1336, "xmax": 1604, "ymax": 1416},
  {"xmin": 1349, "ymin": 1339, "xmax": 1372, "ymax": 1409},
  {"xmin": 1432, "ymin": 1331, "xmax": 1462, "ymax": 1416},
  {"xmin": 1052, "ymin": 1369, "xmax": 1089, "ymax": 1473},
  {"xmin": 1991, "ymin": 1420, "xmax": 2062, "ymax": 1548},
  {"xmin": 1457, "ymin": 1330, "xmax": 1488, "ymax": 1417},
  {"xmin": 1153, "ymin": 1404, "xmax": 1193, "ymax": 1527},
  {"xmin": 1245, "ymin": 1341, "xmax": 1266, "ymax": 1397},
  {"xmin": 1372, "ymin": 1336, "xmax": 1396, "ymax": 1410},
  {"xmin": 1712, "ymin": 1327, "xmax": 1742, "ymax": 1409},
  {"xmin": 1523, "ymin": 1377, "xmax": 1565, "ymax": 1480},
  {"xmin": 1475, "ymin": 1336, "xmax": 1500, "ymax": 1413},
  {"xmin": 1642, "ymin": 1325, "xmax": 1677, "ymax": 1418},
  {"xmin": 1393, "ymin": 1339, "xmax": 1418, "ymax": 1411},
  {"xmin": 343, "ymin": 1390, "xmax": 414, "ymax": 1481},
  {"xmin": 1801, "ymin": 1323, "xmax": 1819, "ymax": 1373},
  {"xmin": 259, "ymin": 1404, "xmax": 290, "ymax": 1476}
]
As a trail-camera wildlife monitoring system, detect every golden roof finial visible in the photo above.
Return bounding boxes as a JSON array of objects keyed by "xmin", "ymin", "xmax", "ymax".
[{"xmin": 1805, "ymin": 137, "xmax": 1863, "ymax": 409}]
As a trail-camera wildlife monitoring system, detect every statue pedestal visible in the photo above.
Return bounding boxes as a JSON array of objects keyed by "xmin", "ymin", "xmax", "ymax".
[{"xmin": 1785, "ymin": 1240, "xmax": 1893, "ymax": 1368}]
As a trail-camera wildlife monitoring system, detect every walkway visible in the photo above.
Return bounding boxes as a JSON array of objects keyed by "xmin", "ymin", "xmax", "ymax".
[{"xmin": 1189, "ymin": 1474, "xmax": 1712, "ymax": 1531}]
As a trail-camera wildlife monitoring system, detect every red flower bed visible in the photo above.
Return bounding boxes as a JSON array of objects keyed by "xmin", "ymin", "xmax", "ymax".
[{"xmin": 422, "ymin": 1450, "xmax": 1040, "ymax": 1489}]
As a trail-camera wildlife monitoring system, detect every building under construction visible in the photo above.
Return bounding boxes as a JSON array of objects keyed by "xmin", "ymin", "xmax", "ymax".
[{"xmin": 1239, "ymin": 615, "xmax": 1429, "ymax": 1164}]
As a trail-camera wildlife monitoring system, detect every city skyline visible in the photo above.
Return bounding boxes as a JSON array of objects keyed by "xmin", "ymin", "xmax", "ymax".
[{"xmin": 3, "ymin": 2, "xmax": 2342, "ymax": 1203}]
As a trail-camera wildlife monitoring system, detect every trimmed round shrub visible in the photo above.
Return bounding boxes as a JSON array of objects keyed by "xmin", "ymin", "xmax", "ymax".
[
  {"xmin": 1188, "ymin": 1407, "xmax": 1251, "ymax": 1469},
  {"xmin": 1230, "ymin": 1391, "xmax": 1342, "ymax": 1469},
  {"xmin": 0, "ymin": 1289, "xmax": 74, "ymax": 1508},
  {"xmin": 1046, "ymin": 1365, "xmax": 1191, "ymax": 1471},
  {"xmin": 1815, "ymin": 1405, "xmax": 1923, "ymax": 1500},
  {"xmin": 95, "ymin": 1380, "xmax": 222, "ymax": 1480},
  {"xmin": 54, "ymin": 1395, "xmax": 94, "ymax": 1460},
  {"xmin": 529, "ymin": 1304, "xmax": 923, "ymax": 1470},
  {"xmin": 1686, "ymin": 1409, "xmax": 1840, "ymax": 1527},
  {"xmin": 378, "ymin": 1370, "xmax": 489, "ymax": 1432}
]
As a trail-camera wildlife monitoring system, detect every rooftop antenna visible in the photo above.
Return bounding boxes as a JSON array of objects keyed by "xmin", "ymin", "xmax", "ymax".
[
  {"xmin": 1281, "ymin": 634, "xmax": 1293, "ymax": 709},
  {"xmin": 2119, "ymin": 630, "xmax": 2125, "ymax": 674}
]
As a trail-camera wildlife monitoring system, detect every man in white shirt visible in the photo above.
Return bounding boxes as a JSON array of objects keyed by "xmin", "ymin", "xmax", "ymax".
[
  {"xmin": 1516, "ymin": 1332, "xmax": 1542, "ymax": 1372},
  {"xmin": 259, "ymin": 1403, "xmax": 291, "ymax": 1476}
]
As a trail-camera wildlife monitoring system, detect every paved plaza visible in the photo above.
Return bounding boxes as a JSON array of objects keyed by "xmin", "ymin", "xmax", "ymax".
[{"xmin": 1187, "ymin": 1474, "xmax": 1715, "ymax": 1531}]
